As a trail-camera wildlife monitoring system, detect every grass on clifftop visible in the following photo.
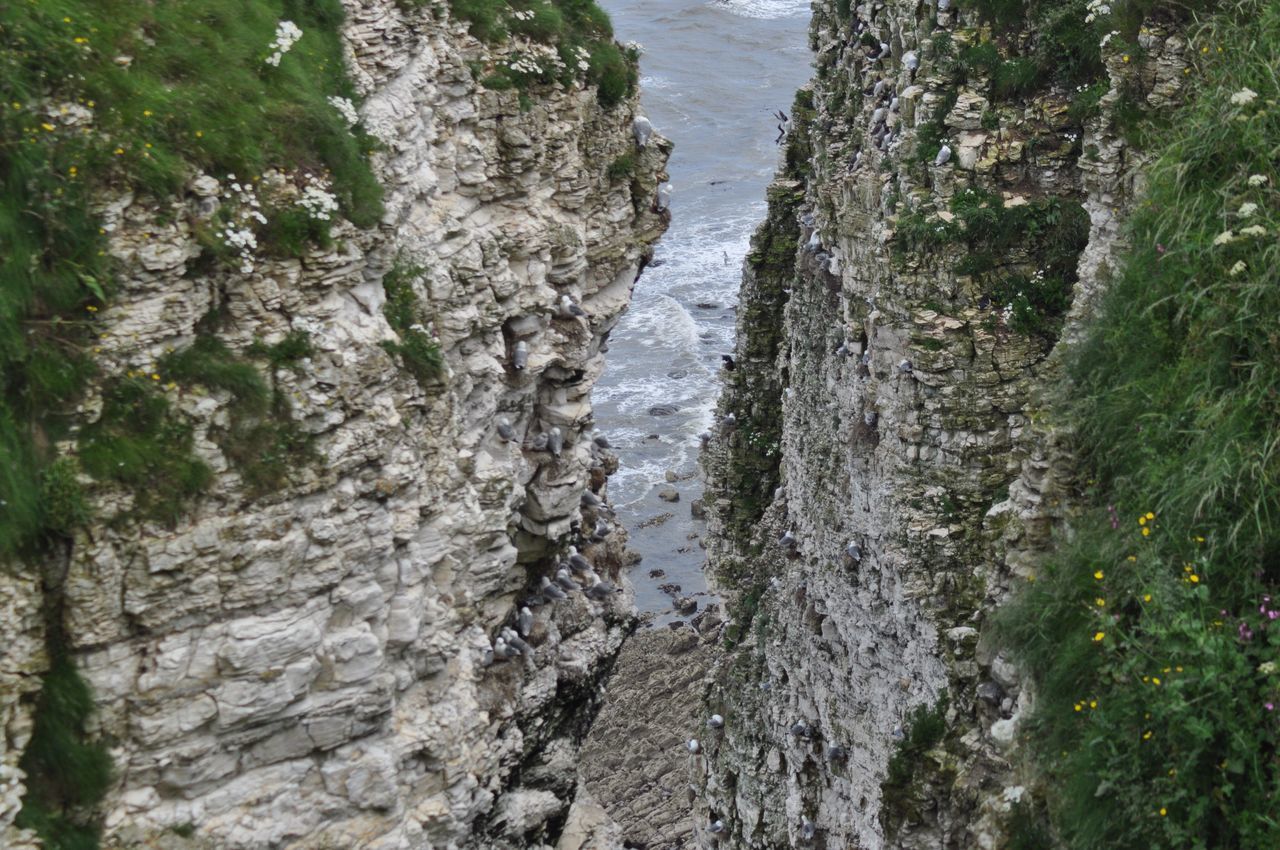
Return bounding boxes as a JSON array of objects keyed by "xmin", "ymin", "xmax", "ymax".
[
  {"xmin": 998, "ymin": 2, "xmax": 1280, "ymax": 846},
  {"xmin": 0, "ymin": 0, "xmax": 380, "ymax": 557},
  {"xmin": 448, "ymin": 0, "xmax": 638, "ymax": 106}
]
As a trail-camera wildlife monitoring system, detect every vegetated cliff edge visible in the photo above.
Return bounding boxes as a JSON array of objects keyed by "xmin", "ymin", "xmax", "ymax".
[
  {"xmin": 0, "ymin": 1, "xmax": 668, "ymax": 848},
  {"xmin": 692, "ymin": 0, "xmax": 1277, "ymax": 847}
]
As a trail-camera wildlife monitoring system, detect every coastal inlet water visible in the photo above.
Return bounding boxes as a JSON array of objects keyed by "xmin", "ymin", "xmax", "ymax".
[{"xmin": 594, "ymin": 0, "xmax": 812, "ymax": 622}]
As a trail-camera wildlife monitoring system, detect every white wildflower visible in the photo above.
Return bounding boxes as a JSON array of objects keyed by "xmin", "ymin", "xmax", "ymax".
[
  {"xmin": 1238, "ymin": 202, "xmax": 1259, "ymax": 217},
  {"xmin": 1212, "ymin": 230, "xmax": 1236, "ymax": 246},
  {"xmin": 297, "ymin": 175, "xmax": 340, "ymax": 222},
  {"xmin": 624, "ymin": 40, "xmax": 644, "ymax": 54},
  {"xmin": 1239, "ymin": 224, "xmax": 1268, "ymax": 237},
  {"xmin": 1084, "ymin": 0, "xmax": 1111, "ymax": 23},
  {"xmin": 265, "ymin": 20, "xmax": 303, "ymax": 67},
  {"xmin": 578, "ymin": 60, "xmax": 590, "ymax": 71},
  {"xmin": 1229, "ymin": 260, "xmax": 1247, "ymax": 276},
  {"xmin": 1100, "ymin": 30, "xmax": 1120, "ymax": 48},
  {"xmin": 327, "ymin": 95, "xmax": 359, "ymax": 128},
  {"xmin": 1230, "ymin": 87, "xmax": 1258, "ymax": 106},
  {"xmin": 1248, "ymin": 174, "xmax": 1269, "ymax": 187}
]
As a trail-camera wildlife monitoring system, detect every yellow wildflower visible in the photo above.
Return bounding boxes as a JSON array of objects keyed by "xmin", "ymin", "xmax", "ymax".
[
  {"xmin": 1096, "ymin": 598, "xmax": 1106, "ymax": 607},
  {"xmin": 1159, "ymin": 807, "xmax": 1167, "ymax": 817},
  {"xmin": 1143, "ymin": 594, "xmax": 1152, "ymax": 602},
  {"xmin": 1189, "ymin": 574, "xmax": 1200, "ymax": 584},
  {"xmin": 1094, "ymin": 570, "xmax": 1104, "ymax": 580},
  {"xmin": 41, "ymin": 122, "xmax": 55, "ymax": 131},
  {"xmin": 1093, "ymin": 631, "xmax": 1105, "ymax": 643},
  {"xmin": 1089, "ymin": 700, "xmax": 1097, "ymax": 709},
  {"xmin": 1142, "ymin": 527, "xmax": 1151, "ymax": 537},
  {"xmin": 1143, "ymin": 730, "xmax": 1152, "ymax": 740},
  {"xmin": 1153, "ymin": 677, "xmax": 1161, "ymax": 686}
]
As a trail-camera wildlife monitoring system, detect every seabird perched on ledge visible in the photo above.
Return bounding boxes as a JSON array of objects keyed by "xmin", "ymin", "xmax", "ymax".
[
  {"xmin": 633, "ymin": 115, "xmax": 653, "ymax": 148},
  {"xmin": 548, "ymin": 426, "xmax": 564, "ymax": 457},
  {"xmin": 517, "ymin": 606, "xmax": 533, "ymax": 636},
  {"xmin": 687, "ymin": 739, "xmax": 701, "ymax": 753},
  {"xmin": 557, "ymin": 294, "xmax": 587, "ymax": 319},
  {"xmin": 585, "ymin": 580, "xmax": 619, "ymax": 601},
  {"xmin": 779, "ymin": 530, "xmax": 797, "ymax": 548},
  {"xmin": 656, "ymin": 182, "xmax": 673, "ymax": 212},
  {"xmin": 934, "ymin": 144, "xmax": 952, "ymax": 167},
  {"xmin": 567, "ymin": 547, "xmax": 593, "ymax": 574},
  {"xmin": 512, "ymin": 340, "xmax": 528, "ymax": 371},
  {"xmin": 707, "ymin": 714, "xmax": 725, "ymax": 729},
  {"xmin": 540, "ymin": 576, "xmax": 568, "ymax": 601},
  {"xmin": 496, "ymin": 417, "xmax": 516, "ymax": 442}
]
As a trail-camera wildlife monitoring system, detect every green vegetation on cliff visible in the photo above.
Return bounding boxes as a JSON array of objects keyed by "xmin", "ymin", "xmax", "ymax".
[
  {"xmin": 1000, "ymin": 2, "xmax": 1280, "ymax": 845},
  {"xmin": 0, "ymin": 0, "xmax": 380, "ymax": 556},
  {"xmin": 450, "ymin": 0, "xmax": 639, "ymax": 107},
  {"xmin": 15, "ymin": 653, "xmax": 113, "ymax": 850}
]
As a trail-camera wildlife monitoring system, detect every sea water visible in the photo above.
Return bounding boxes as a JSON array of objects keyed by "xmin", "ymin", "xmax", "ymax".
[{"xmin": 594, "ymin": 0, "xmax": 813, "ymax": 621}]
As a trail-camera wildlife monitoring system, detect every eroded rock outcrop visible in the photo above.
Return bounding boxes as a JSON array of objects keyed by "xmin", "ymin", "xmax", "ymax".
[
  {"xmin": 697, "ymin": 1, "xmax": 1187, "ymax": 848},
  {"xmin": 0, "ymin": 2, "xmax": 668, "ymax": 848}
]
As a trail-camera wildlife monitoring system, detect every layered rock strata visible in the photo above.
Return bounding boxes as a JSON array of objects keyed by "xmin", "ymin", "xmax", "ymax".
[
  {"xmin": 0, "ymin": 2, "xmax": 668, "ymax": 848},
  {"xmin": 697, "ymin": 2, "xmax": 1186, "ymax": 848}
]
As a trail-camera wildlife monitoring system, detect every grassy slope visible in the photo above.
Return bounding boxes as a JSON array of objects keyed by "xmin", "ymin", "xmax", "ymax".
[
  {"xmin": 999, "ymin": 1, "xmax": 1280, "ymax": 846},
  {"xmin": 0, "ymin": 0, "xmax": 381, "ymax": 557}
]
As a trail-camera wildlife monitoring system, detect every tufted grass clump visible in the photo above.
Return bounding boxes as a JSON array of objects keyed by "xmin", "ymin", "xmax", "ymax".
[
  {"xmin": 998, "ymin": 2, "xmax": 1280, "ymax": 846},
  {"xmin": 77, "ymin": 378, "xmax": 213, "ymax": 526},
  {"xmin": 15, "ymin": 654, "xmax": 114, "ymax": 850},
  {"xmin": 0, "ymin": 0, "xmax": 381, "ymax": 557},
  {"xmin": 380, "ymin": 259, "xmax": 445, "ymax": 388},
  {"xmin": 159, "ymin": 334, "xmax": 315, "ymax": 498}
]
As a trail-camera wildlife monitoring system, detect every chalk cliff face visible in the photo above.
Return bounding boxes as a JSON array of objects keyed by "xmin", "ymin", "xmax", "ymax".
[
  {"xmin": 0, "ymin": 2, "xmax": 668, "ymax": 848},
  {"xmin": 696, "ymin": 1, "xmax": 1186, "ymax": 847}
]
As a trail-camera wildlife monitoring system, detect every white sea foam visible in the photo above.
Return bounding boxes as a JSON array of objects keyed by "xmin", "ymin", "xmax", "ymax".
[{"xmin": 716, "ymin": 0, "xmax": 811, "ymax": 21}]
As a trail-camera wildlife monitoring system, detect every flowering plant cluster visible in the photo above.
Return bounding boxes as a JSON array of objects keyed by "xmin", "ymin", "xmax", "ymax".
[{"xmin": 265, "ymin": 19, "xmax": 302, "ymax": 67}]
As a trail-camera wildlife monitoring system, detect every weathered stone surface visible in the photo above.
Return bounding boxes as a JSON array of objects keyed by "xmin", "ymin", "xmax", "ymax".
[
  {"xmin": 580, "ymin": 624, "xmax": 721, "ymax": 850},
  {"xmin": 0, "ymin": 2, "xmax": 667, "ymax": 848}
]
